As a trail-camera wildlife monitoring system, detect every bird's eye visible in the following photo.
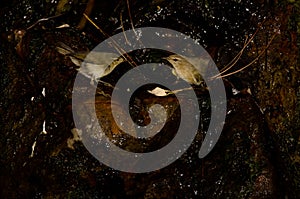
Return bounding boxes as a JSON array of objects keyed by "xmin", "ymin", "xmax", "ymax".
[{"xmin": 173, "ymin": 58, "xmax": 178, "ymax": 61}]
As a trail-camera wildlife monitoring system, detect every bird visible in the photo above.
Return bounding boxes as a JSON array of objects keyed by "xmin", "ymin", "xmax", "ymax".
[
  {"xmin": 56, "ymin": 43, "xmax": 210, "ymax": 87},
  {"xmin": 163, "ymin": 54, "xmax": 209, "ymax": 85},
  {"xmin": 55, "ymin": 42, "xmax": 124, "ymax": 82}
]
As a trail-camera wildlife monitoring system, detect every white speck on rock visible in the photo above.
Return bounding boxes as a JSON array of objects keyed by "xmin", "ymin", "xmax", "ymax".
[
  {"xmin": 41, "ymin": 120, "xmax": 47, "ymax": 134},
  {"xmin": 67, "ymin": 128, "xmax": 83, "ymax": 150},
  {"xmin": 42, "ymin": 87, "xmax": 46, "ymax": 97}
]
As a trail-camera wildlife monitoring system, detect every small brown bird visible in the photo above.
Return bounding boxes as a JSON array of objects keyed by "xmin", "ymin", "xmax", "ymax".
[
  {"xmin": 55, "ymin": 42, "xmax": 124, "ymax": 81},
  {"xmin": 163, "ymin": 54, "xmax": 209, "ymax": 85}
]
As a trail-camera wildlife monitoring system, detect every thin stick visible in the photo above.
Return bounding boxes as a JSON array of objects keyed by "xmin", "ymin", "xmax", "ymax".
[
  {"xmin": 214, "ymin": 19, "xmax": 267, "ymax": 78},
  {"xmin": 83, "ymin": 13, "xmax": 137, "ymax": 67},
  {"xmin": 216, "ymin": 27, "xmax": 259, "ymax": 76},
  {"xmin": 83, "ymin": 13, "xmax": 107, "ymax": 37},
  {"xmin": 26, "ymin": 14, "xmax": 63, "ymax": 30},
  {"xmin": 214, "ymin": 32, "xmax": 277, "ymax": 79},
  {"xmin": 219, "ymin": 35, "xmax": 249, "ymax": 73},
  {"xmin": 124, "ymin": 0, "xmax": 144, "ymax": 47},
  {"xmin": 126, "ymin": 0, "xmax": 136, "ymax": 33},
  {"xmin": 120, "ymin": 12, "xmax": 131, "ymax": 45},
  {"xmin": 77, "ymin": 0, "xmax": 95, "ymax": 30}
]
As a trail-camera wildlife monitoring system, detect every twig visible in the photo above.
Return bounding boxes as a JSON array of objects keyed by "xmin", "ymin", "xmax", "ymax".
[
  {"xmin": 126, "ymin": 0, "xmax": 136, "ymax": 33},
  {"xmin": 126, "ymin": 0, "xmax": 145, "ymax": 47},
  {"xmin": 26, "ymin": 14, "xmax": 63, "ymax": 30},
  {"xmin": 83, "ymin": 13, "xmax": 137, "ymax": 68},
  {"xmin": 219, "ymin": 35, "xmax": 249, "ymax": 73},
  {"xmin": 77, "ymin": 0, "xmax": 95, "ymax": 30},
  {"xmin": 212, "ymin": 19, "xmax": 266, "ymax": 79},
  {"xmin": 214, "ymin": 32, "xmax": 277, "ymax": 79},
  {"xmin": 120, "ymin": 12, "xmax": 131, "ymax": 45}
]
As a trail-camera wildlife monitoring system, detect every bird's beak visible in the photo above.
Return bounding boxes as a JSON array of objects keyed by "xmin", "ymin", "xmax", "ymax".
[{"xmin": 162, "ymin": 57, "xmax": 169, "ymax": 61}]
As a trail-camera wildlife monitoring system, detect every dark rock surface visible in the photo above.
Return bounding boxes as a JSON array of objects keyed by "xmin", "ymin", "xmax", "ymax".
[{"xmin": 0, "ymin": 0, "xmax": 299, "ymax": 198}]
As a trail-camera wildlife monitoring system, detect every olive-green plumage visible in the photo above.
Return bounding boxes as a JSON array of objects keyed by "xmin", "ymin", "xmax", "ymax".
[{"xmin": 164, "ymin": 54, "xmax": 209, "ymax": 85}]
